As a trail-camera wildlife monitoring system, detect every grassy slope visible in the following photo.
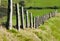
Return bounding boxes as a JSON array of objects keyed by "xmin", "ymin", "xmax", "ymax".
[
  {"xmin": 0, "ymin": 0, "xmax": 60, "ymax": 41},
  {"xmin": 1, "ymin": 0, "xmax": 60, "ymax": 7},
  {"xmin": 0, "ymin": 13, "xmax": 60, "ymax": 41},
  {"xmin": 25, "ymin": 0, "xmax": 60, "ymax": 7},
  {"xmin": 38, "ymin": 14, "xmax": 60, "ymax": 41}
]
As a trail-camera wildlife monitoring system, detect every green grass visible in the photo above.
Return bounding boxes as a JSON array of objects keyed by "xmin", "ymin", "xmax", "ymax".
[
  {"xmin": 0, "ymin": 14, "xmax": 60, "ymax": 41},
  {"xmin": 1, "ymin": 0, "xmax": 60, "ymax": 7},
  {"xmin": 38, "ymin": 16, "xmax": 60, "ymax": 41},
  {"xmin": 1, "ymin": 0, "xmax": 60, "ymax": 16},
  {"xmin": 28, "ymin": 9, "xmax": 55, "ymax": 16},
  {"xmin": 25, "ymin": 0, "xmax": 60, "ymax": 7},
  {"xmin": 0, "ymin": 0, "xmax": 60, "ymax": 41}
]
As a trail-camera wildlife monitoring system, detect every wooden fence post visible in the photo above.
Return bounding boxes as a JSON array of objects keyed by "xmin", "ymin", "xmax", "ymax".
[
  {"xmin": 38, "ymin": 16, "xmax": 40, "ymax": 25},
  {"xmin": 37, "ymin": 16, "xmax": 39, "ymax": 28},
  {"xmin": 35, "ymin": 17, "xmax": 37, "ymax": 28},
  {"xmin": 49, "ymin": 13, "xmax": 51, "ymax": 18},
  {"xmin": 51, "ymin": 12, "xmax": 53, "ymax": 17},
  {"xmin": 21, "ymin": 6, "xmax": 25, "ymax": 29},
  {"xmin": 47, "ymin": 14, "xmax": 49, "ymax": 19},
  {"xmin": 54, "ymin": 10, "xmax": 57, "ymax": 16},
  {"xmin": 52, "ymin": 12, "xmax": 55, "ymax": 17},
  {"xmin": 40, "ymin": 16, "xmax": 42, "ymax": 24},
  {"xmin": 35, "ymin": 16, "xmax": 39, "ymax": 28},
  {"xmin": 33, "ymin": 16, "xmax": 35, "ymax": 29},
  {"xmin": 41, "ymin": 16, "xmax": 44, "ymax": 24},
  {"xmin": 44, "ymin": 15, "xmax": 46, "ymax": 21},
  {"xmin": 6, "ymin": 0, "xmax": 13, "ymax": 29},
  {"xmin": 39, "ymin": 16, "xmax": 42, "ymax": 25},
  {"xmin": 15, "ymin": 3, "xmax": 20, "ymax": 31},
  {"xmin": 30, "ymin": 13, "xmax": 33, "ymax": 29},
  {"xmin": 45, "ymin": 14, "xmax": 47, "ymax": 20},
  {"xmin": 26, "ymin": 10, "xmax": 29, "ymax": 28}
]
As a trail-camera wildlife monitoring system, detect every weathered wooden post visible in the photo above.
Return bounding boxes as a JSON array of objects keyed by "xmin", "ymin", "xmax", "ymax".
[
  {"xmin": 15, "ymin": 3, "xmax": 20, "ymax": 31},
  {"xmin": 6, "ymin": 0, "xmax": 13, "ymax": 29},
  {"xmin": 38, "ymin": 16, "xmax": 40, "ymax": 25},
  {"xmin": 40, "ymin": 16, "xmax": 43, "ymax": 25},
  {"xmin": 47, "ymin": 14, "xmax": 50, "ymax": 19},
  {"xmin": 49, "ymin": 13, "xmax": 51, "ymax": 18},
  {"xmin": 38, "ymin": 16, "xmax": 40, "ymax": 26},
  {"xmin": 35, "ymin": 16, "xmax": 39, "ymax": 28},
  {"xmin": 52, "ymin": 12, "xmax": 55, "ymax": 17},
  {"xmin": 51, "ymin": 12, "xmax": 53, "ymax": 17},
  {"xmin": 49, "ymin": 12, "xmax": 52, "ymax": 18},
  {"xmin": 20, "ymin": 6, "xmax": 25, "ymax": 29},
  {"xmin": 44, "ymin": 15, "xmax": 46, "ymax": 21},
  {"xmin": 33, "ymin": 16, "xmax": 35, "ymax": 29},
  {"xmin": 35, "ymin": 17, "xmax": 37, "ymax": 28},
  {"xmin": 39, "ymin": 16, "xmax": 42, "ymax": 25},
  {"xmin": 46, "ymin": 14, "xmax": 50, "ymax": 20},
  {"xmin": 20, "ymin": 0, "xmax": 25, "ymax": 29},
  {"xmin": 26, "ymin": 10, "xmax": 29, "ymax": 28},
  {"xmin": 41, "ymin": 16, "xmax": 44, "ymax": 24},
  {"xmin": 54, "ymin": 10, "xmax": 57, "ymax": 16},
  {"xmin": 30, "ymin": 13, "xmax": 33, "ymax": 28},
  {"xmin": 45, "ymin": 14, "xmax": 48, "ymax": 21}
]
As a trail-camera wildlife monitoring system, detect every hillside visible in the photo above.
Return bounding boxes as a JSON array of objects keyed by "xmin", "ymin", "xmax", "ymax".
[
  {"xmin": 0, "ymin": 13, "xmax": 60, "ymax": 41},
  {"xmin": 1, "ymin": 0, "xmax": 60, "ymax": 7},
  {"xmin": 0, "ymin": 0, "xmax": 60, "ymax": 41}
]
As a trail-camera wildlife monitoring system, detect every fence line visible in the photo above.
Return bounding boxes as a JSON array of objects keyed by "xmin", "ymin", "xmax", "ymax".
[{"xmin": 0, "ymin": 0, "xmax": 57, "ymax": 30}]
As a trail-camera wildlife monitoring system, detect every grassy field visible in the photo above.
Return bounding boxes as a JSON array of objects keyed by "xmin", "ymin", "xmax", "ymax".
[
  {"xmin": 1, "ymin": 0, "xmax": 60, "ymax": 16},
  {"xmin": 1, "ymin": 0, "xmax": 60, "ymax": 7},
  {"xmin": 0, "ymin": 0, "xmax": 60, "ymax": 41},
  {"xmin": 25, "ymin": 0, "xmax": 60, "ymax": 7}
]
